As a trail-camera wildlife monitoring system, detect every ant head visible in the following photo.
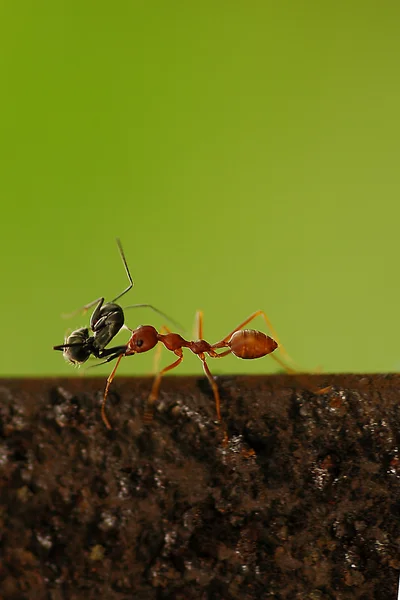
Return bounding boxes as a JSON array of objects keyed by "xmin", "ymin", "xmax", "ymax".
[
  {"xmin": 91, "ymin": 303, "xmax": 125, "ymax": 350},
  {"xmin": 54, "ymin": 327, "xmax": 94, "ymax": 365},
  {"xmin": 127, "ymin": 325, "xmax": 158, "ymax": 354}
]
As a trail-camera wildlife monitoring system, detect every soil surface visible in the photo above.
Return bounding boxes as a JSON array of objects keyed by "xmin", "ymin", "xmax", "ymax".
[{"xmin": 0, "ymin": 374, "xmax": 400, "ymax": 599}]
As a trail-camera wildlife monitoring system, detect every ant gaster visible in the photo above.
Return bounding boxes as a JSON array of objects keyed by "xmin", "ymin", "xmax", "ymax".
[{"xmin": 53, "ymin": 239, "xmax": 182, "ymax": 365}]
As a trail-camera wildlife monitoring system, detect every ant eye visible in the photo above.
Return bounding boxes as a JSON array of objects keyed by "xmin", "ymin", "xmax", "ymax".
[{"xmin": 137, "ymin": 339, "xmax": 143, "ymax": 348}]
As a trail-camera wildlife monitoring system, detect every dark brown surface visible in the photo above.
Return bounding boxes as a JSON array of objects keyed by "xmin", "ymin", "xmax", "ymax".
[{"xmin": 0, "ymin": 374, "xmax": 400, "ymax": 599}]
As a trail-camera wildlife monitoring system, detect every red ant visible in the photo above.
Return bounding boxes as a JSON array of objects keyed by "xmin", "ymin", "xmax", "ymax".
[{"xmin": 99, "ymin": 309, "xmax": 296, "ymax": 434}]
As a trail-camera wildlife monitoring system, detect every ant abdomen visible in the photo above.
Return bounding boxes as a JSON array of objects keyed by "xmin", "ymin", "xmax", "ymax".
[{"xmin": 228, "ymin": 329, "xmax": 278, "ymax": 359}]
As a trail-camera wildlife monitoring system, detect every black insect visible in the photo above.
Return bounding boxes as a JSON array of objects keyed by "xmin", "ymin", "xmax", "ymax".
[{"xmin": 53, "ymin": 239, "xmax": 180, "ymax": 365}]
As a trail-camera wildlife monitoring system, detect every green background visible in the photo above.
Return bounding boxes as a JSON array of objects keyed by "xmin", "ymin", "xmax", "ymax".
[{"xmin": 0, "ymin": 1, "xmax": 399, "ymax": 378}]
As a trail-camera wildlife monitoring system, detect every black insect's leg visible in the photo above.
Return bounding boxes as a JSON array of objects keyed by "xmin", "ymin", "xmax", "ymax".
[{"xmin": 111, "ymin": 238, "xmax": 134, "ymax": 303}]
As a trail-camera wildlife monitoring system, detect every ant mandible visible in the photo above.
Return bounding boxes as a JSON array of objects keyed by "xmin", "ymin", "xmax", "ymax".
[
  {"xmin": 53, "ymin": 239, "xmax": 182, "ymax": 365},
  {"xmin": 98, "ymin": 309, "xmax": 295, "ymax": 433}
]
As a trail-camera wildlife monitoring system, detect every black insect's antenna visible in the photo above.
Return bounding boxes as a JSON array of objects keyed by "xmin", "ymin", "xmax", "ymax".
[{"xmin": 111, "ymin": 238, "xmax": 134, "ymax": 303}]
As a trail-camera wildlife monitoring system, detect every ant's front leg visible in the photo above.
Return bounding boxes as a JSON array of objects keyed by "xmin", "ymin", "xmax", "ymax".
[{"xmin": 102, "ymin": 355, "xmax": 124, "ymax": 430}]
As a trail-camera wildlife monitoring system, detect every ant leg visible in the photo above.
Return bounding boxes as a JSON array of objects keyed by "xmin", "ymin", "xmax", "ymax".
[
  {"xmin": 272, "ymin": 353, "xmax": 331, "ymax": 393},
  {"xmin": 198, "ymin": 354, "xmax": 228, "ymax": 443},
  {"xmin": 196, "ymin": 310, "xmax": 227, "ymax": 443},
  {"xmin": 199, "ymin": 355, "xmax": 222, "ymax": 421},
  {"xmin": 195, "ymin": 308, "xmax": 232, "ymax": 359},
  {"xmin": 144, "ymin": 349, "xmax": 183, "ymax": 423},
  {"xmin": 111, "ymin": 238, "xmax": 134, "ymax": 303},
  {"xmin": 194, "ymin": 310, "xmax": 203, "ymax": 339},
  {"xmin": 193, "ymin": 312, "xmax": 225, "ymax": 429},
  {"xmin": 102, "ymin": 354, "xmax": 123, "ymax": 430},
  {"xmin": 195, "ymin": 310, "xmax": 232, "ymax": 357},
  {"xmin": 213, "ymin": 349, "xmax": 232, "ymax": 358},
  {"xmin": 196, "ymin": 311, "xmax": 230, "ymax": 424},
  {"xmin": 152, "ymin": 325, "xmax": 171, "ymax": 374},
  {"xmin": 98, "ymin": 345, "xmax": 128, "ymax": 358},
  {"xmin": 195, "ymin": 310, "xmax": 232, "ymax": 359},
  {"xmin": 270, "ymin": 353, "xmax": 297, "ymax": 374},
  {"xmin": 83, "ymin": 348, "xmax": 127, "ymax": 376}
]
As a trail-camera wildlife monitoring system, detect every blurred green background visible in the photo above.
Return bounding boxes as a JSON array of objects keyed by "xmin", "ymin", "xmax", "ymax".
[{"xmin": 0, "ymin": 1, "xmax": 399, "ymax": 377}]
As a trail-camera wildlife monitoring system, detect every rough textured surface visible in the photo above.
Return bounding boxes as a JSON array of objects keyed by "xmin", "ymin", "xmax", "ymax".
[{"xmin": 0, "ymin": 374, "xmax": 400, "ymax": 599}]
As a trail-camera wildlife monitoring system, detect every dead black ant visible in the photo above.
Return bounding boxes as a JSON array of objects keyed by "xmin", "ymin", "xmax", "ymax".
[
  {"xmin": 98, "ymin": 309, "xmax": 296, "ymax": 433},
  {"xmin": 53, "ymin": 239, "xmax": 181, "ymax": 365}
]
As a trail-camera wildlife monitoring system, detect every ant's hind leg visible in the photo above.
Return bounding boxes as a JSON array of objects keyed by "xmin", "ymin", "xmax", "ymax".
[
  {"xmin": 144, "ymin": 349, "xmax": 184, "ymax": 423},
  {"xmin": 199, "ymin": 356, "xmax": 222, "ymax": 422},
  {"xmin": 194, "ymin": 313, "xmax": 228, "ymax": 435},
  {"xmin": 270, "ymin": 353, "xmax": 297, "ymax": 374},
  {"xmin": 272, "ymin": 353, "xmax": 331, "ymax": 394},
  {"xmin": 199, "ymin": 355, "xmax": 228, "ymax": 443}
]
